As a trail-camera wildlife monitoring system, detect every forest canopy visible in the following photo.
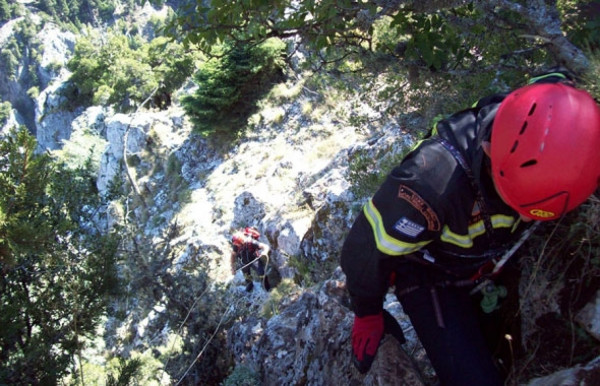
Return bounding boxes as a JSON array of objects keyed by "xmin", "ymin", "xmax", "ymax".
[{"xmin": 169, "ymin": 0, "xmax": 597, "ymax": 76}]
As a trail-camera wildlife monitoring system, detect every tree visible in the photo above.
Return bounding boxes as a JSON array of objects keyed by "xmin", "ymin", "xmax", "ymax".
[
  {"xmin": 182, "ymin": 38, "xmax": 286, "ymax": 135},
  {"xmin": 0, "ymin": 101, "xmax": 11, "ymax": 127},
  {"xmin": 0, "ymin": 128, "xmax": 119, "ymax": 384},
  {"xmin": 0, "ymin": 0, "xmax": 11, "ymax": 23},
  {"xmin": 170, "ymin": 0, "xmax": 594, "ymax": 76},
  {"xmin": 146, "ymin": 36, "xmax": 197, "ymax": 107},
  {"xmin": 67, "ymin": 30, "xmax": 198, "ymax": 111}
]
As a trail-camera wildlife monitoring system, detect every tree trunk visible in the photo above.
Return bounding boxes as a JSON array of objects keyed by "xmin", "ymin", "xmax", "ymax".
[
  {"xmin": 480, "ymin": 0, "xmax": 590, "ymax": 75},
  {"xmin": 372, "ymin": 0, "xmax": 590, "ymax": 75}
]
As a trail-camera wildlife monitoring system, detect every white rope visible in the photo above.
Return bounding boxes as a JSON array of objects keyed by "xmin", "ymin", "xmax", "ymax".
[{"xmin": 174, "ymin": 305, "xmax": 233, "ymax": 386}]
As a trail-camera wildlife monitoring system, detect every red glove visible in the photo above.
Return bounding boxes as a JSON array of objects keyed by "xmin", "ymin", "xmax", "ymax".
[{"xmin": 351, "ymin": 312, "xmax": 384, "ymax": 373}]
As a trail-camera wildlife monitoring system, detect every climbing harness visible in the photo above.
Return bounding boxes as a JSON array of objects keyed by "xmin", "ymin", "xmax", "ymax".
[
  {"xmin": 468, "ymin": 221, "xmax": 540, "ymax": 295},
  {"xmin": 396, "ymin": 221, "xmax": 539, "ymax": 327}
]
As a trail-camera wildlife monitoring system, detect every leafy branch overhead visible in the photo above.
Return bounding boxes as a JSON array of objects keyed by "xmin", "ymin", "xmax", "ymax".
[{"xmin": 170, "ymin": 0, "xmax": 594, "ymax": 75}]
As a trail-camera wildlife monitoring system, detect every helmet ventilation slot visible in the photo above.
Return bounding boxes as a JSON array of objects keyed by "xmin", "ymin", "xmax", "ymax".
[
  {"xmin": 520, "ymin": 159, "xmax": 538, "ymax": 168},
  {"xmin": 528, "ymin": 103, "xmax": 537, "ymax": 116},
  {"xmin": 519, "ymin": 121, "xmax": 528, "ymax": 135},
  {"xmin": 510, "ymin": 140, "xmax": 519, "ymax": 153}
]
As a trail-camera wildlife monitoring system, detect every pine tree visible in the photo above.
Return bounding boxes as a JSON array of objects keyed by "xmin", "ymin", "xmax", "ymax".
[
  {"xmin": 182, "ymin": 39, "xmax": 286, "ymax": 136},
  {"xmin": 0, "ymin": 128, "xmax": 119, "ymax": 383}
]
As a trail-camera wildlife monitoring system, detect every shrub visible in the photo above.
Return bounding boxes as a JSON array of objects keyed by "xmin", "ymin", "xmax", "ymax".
[{"xmin": 223, "ymin": 365, "xmax": 261, "ymax": 386}]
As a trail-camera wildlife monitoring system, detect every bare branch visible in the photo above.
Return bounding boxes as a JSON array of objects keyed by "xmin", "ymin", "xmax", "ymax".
[{"xmin": 122, "ymin": 85, "xmax": 160, "ymax": 210}]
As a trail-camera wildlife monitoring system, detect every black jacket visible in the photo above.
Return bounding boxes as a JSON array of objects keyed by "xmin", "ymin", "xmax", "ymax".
[{"xmin": 341, "ymin": 71, "xmax": 572, "ymax": 317}]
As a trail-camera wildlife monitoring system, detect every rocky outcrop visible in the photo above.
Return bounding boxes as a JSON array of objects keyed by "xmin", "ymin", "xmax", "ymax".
[
  {"xmin": 0, "ymin": 16, "xmax": 75, "ymax": 134},
  {"xmin": 227, "ymin": 268, "xmax": 429, "ymax": 386},
  {"xmin": 526, "ymin": 356, "xmax": 600, "ymax": 386},
  {"xmin": 577, "ymin": 289, "xmax": 600, "ymax": 341}
]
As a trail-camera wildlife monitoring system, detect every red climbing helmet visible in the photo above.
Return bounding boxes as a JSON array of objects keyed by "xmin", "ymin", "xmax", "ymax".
[
  {"xmin": 244, "ymin": 227, "xmax": 260, "ymax": 240},
  {"xmin": 232, "ymin": 232, "xmax": 245, "ymax": 247},
  {"xmin": 490, "ymin": 82, "xmax": 600, "ymax": 221}
]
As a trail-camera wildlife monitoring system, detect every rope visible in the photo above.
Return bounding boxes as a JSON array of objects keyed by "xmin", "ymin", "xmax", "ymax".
[
  {"xmin": 160, "ymin": 285, "xmax": 211, "ymax": 382},
  {"xmin": 235, "ymin": 254, "xmax": 262, "ymax": 272},
  {"xmin": 174, "ymin": 304, "xmax": 233, "ymax": 386},
  {"xmin": 234, "ymin": 245, "xmax": 272, "ymax": 288},
  {"xmin": 469, "ymin": 221, "xmax": 540, "ymax": 294}
]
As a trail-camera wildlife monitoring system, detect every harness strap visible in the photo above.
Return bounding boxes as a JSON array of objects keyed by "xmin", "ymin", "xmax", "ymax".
[{"xmin": 431, "ymin": 136, "xmax": 494, "ymax": 239}]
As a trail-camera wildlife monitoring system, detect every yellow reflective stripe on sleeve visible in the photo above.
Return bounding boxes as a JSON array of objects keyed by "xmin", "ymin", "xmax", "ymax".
[
  {"xmin": 411, "ymin": 118, "xmax": 442, "ymax": 151},
  {"xmin": 363, "ymin": 199, "xmax": 431, "ymax": 256},
  {"xmin": 441, "ymin": 214, "xmax": 516, "ymax": 248}
]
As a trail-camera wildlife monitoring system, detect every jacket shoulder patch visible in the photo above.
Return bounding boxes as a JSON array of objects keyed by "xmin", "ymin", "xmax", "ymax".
[
  {"xmin": 397, "ymin": 185, "xmax": 441, "ymax": 231},
  {"xmin": 393, "ymin": 217, "xmax": 425, "ymax": 238}
]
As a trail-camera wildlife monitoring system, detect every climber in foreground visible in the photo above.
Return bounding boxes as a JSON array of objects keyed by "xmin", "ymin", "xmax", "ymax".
[
  {"xmin": 230, "ymin": 226, "xmax": 271, "ymax": 292},
  {"xmin": 341, "ymin": 70, "xmax": 600, "ymax": 384}
]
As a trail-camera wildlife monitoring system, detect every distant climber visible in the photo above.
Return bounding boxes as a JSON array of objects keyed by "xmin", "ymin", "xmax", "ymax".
[{"xmin": 230, "ymin": 227, "xmax": 271, "ymax": 292}]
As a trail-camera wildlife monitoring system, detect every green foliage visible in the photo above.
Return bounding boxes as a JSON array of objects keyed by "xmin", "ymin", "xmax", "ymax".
[
  {"xmin": 0, "ymin": 127, "xmax": 119, "ymax": 384},
  {"xmin": 170, "ymin": 0, "xmax": 593, "ymax": 77},
  {"xmin": 348, "ymin": 146, "xmax": 410, "ymax": 200},
  {"xmin": 223, "ymin": 365, "xmax": 261, "ymax": 386},
  {"xmin": 261, "ymin": 278, "xmax": 298, "ymax": 318},
  {"xmin": 169, "ymin": 0, "xmax": 375, "ymax": 57},
  {"xmin": 0, "ymin": 101, "xmax": 11, "ymax": 127},
  {"xmin": 582, "ymin": 48, "xmax": 600, "ymax": 99},
  {"xmin": 558, "ymin": 0, "xmax": 600, "ymax": 50},
  {"xmin": 165, "ymin": 153, "xmax": 191, "ymax": 203},
  {"xmin": 0, "ymin": 18, "xmax": 42, "ymax": 84},
  {"xmin": 38, "ymin": 0, "xmax": 117, "ymax": 25},
  {"xmin": 182, "ymin": 38, "xmax": 286, "ymax": 136},
  {"xmin": 66, "ymin": 30, "xmax": 197, "ymax": 111},
  {"xmin": 0, "ymin": 47, "xmax": 18, "ymax": 79},
  {"xmin": 27, "ymin": 86, "xmax": 39, "ymax": 99},
  {"xmin": 514, "ymin": 195, "xmax": 600, "ymax": 380},
  {"xmin": 388, "ymin": 11, "xmax": 468, "ymax": 70},
  {"xmin": 0, "ymin": 0, "xmax": 11, "ymax": 23},
  {"xmin": 288, "ymin": 253, "xmax": 316, "ymax": 287},
  {"xmin": 106, "ymin": 357, "xmax": 143, "ymax": 386}
]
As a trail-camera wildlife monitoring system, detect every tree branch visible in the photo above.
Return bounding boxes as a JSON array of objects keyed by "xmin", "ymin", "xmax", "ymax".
[
  {"xmin": 122, "ymin": 85, "xmax": 160, "ymax": 211},
  {"xmin": 478, "ymin": 0, "xmax": 590, "ymax": 75}
]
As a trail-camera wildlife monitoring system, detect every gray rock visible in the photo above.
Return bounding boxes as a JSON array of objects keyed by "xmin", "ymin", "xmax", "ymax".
[
  {"xmin": 576, "ymin": 289, "xmax": 600, "ymax": 342},
  {"xmin": 227, "ymin": 269, "xmax": 427, "ymax": 386},
  {"xmin": 526, "ymin": 356, "xmax": 600, "ymax": 386}
]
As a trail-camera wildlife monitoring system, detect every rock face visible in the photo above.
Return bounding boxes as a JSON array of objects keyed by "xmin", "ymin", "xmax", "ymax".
[
  {"xmin": 227, "ymin": 268, "xmax": 427, "ymax": 386},
  {"xmin": 577, "ymin": 289, "xmax": 600, "ymax": 341},
  {"xmin": 0, "ymin": 16, "xmax": 76, "ymax": 134},
  {"xmin": 526, "ymin": 357, "xmax": 600, "ymax": 386}
]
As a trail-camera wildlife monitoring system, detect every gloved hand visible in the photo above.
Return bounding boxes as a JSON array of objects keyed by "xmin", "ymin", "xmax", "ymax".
[{"xmin": 351, "ymin": 312, "xmax": 384, "ymax": 374}]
